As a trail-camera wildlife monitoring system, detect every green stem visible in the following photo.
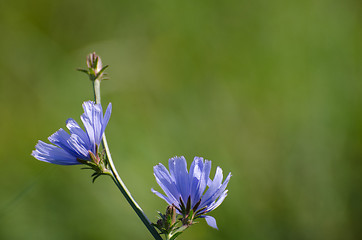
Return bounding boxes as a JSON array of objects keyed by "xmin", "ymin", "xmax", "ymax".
[
  {"xmin": 93, "ymin": 80, "xmax": 101, "ymax": 104},
  {"xmin": 92, "ymin": 79, "xmax": 163, "ymax": 240}
]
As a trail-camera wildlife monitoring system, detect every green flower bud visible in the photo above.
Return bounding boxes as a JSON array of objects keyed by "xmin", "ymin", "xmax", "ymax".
[
  {"xmin": 87, "ymin": 52, "xmax": 103, "ymax": 75},
  {"xmin": 78, "ymin": 52, "xmax": 108, "ymax": 81},
  {"xmin": 166, "ymin": 205, "xmax": 176, "ymax": 226}
]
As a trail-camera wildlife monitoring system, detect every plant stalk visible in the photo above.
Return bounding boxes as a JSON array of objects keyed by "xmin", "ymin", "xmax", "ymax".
[{"xmin": 93, "ymin": 79, "xmax": 162, "ymax": 240}]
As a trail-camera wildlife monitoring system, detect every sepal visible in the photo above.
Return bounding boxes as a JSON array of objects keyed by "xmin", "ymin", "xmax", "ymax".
[
  {"xmin": 153, "ymin": 205, "xmax": 189, "ymax": 240},
  {"xmin": 77, "ymin": 148, "xmax": 111, "ymax": 182}
]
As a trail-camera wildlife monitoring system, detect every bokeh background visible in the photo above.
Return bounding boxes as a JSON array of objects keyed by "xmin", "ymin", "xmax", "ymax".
[{"xmin": 0, "ymin": 0, "xmax": 361, "ymax": 239}]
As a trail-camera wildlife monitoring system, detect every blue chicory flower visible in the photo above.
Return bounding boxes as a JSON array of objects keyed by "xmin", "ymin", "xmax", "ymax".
[
  {"xmin": 31, "ymin": 101, "xmax": 112, "ymax": 165},
  {"xmin": 152, "ymin": 156, "xmax": 231, "ymax": 229}
]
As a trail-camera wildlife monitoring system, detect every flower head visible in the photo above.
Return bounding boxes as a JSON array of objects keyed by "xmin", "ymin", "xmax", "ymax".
[
  {"xmin": 152, "ymin": 156, "xmax": 231, "ymax": 230},
  {"xmin": 31, "ymin": 101, "xmax": 112, "ymax": 165}
]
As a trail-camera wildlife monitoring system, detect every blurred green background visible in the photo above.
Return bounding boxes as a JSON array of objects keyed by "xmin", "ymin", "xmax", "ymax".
[{"xmin": 0, "ymin": 0, "xmax": 361, "ymax": 239}]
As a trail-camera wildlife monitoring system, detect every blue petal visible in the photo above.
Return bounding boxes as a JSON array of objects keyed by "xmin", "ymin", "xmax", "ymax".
[
  {"xmin": 101, "ymin": 103, "xmax": 112, "ymax": 135},
  {"xmin": 92, "ymin": 103, "xmax": 104, "ymax": 145},
  {"xmin": 81, "ymin": 101, "xmax": 98, "ymax": 152},
  {"xmin": 203, "ymin": 215, "xmax": 218, "ymax": 230},
  {"xmin": 81, "ymin": 101, "xmax": 110, "ymax": 149},
  {"xmin": 151, "ymin": 188, "xmax": 173, "ymax": 205},
  {"xmin": 190, "ymin": 158, "xmax": 211, "ymax": 209},
  {"xmin": 66, "ymin": 118, "xmax": 90, "ymax": 147},
  {"xmin": 201, "ymin": 171, "xmax": 231, "ymax": 209},
  {"xmin": 48, "ymin": 128, "xmax": 89, "ymax": 160},
  {"xmin": 189, "ymin": 157, "xmax": 203, "ymax": 183},
  {"xmin": 207, "ymin": 178, "xmax": 213, "ymax": 187},
  {"xmin": 206, "ymin": 190, "xmax": 228, "ymax": 212},
  {"xmin": 32, "ymin": 140, "xmax": 79, "ymax": 165},
  {"xmin": 48, "ymin": 128, "xmax": 79, "ymax": 157},
  {"xmin": 169, "ymin": 156, "xmax": 190, "ymax": 204},
  {"xmin": 200, "ymin": 166, "xmax": 223, "ymax": 207},
  {"xmin": 153, "ymin": 163, "xmax": 179, "ymax": 204},
  {"xmin": 189, "ymin": 157, "xmax": 203, "ymax": 206},
  {"xmin": 196, "ymin": 160, "xmax": 211, "ymax": 205},
  {"xmin": 67, "ymin": 134, "xmax": 90, "ymax": 159}
]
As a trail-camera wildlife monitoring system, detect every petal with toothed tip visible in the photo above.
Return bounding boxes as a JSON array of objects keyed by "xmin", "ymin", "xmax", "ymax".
[
  {"xmin": 31, "ymin": 140, "xmax": 79, "ymax": 165},
  {"xmin": 153, "ymin": 163, "xmax": 179, "ymax": 204}
]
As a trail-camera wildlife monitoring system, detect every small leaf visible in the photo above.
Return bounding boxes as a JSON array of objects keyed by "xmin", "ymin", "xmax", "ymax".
[
  {"xmin": 170, "ymin": 232, "xmax": 183, "ymax": 240},
  {"xmin": 77, "ymin": 68, "xmax": 89, "ymax": 74}
]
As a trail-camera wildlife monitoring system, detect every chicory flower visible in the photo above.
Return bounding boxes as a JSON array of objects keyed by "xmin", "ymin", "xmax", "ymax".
[
  {"xmin": 31, "ymin": 101, "xmax": 112, "ymax": 165},
  {"xmin": 152, "ymin": 156, "xmax": 231, "ymax": 230}
]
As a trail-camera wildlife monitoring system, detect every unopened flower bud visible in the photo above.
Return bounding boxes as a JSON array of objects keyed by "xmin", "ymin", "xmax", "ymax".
[
  {"xmin": 87, "ymin": 52, "xmax": 103, "ymax": 74},
  {"xmin": 78, "ymin": 52, "xmax": 109, "ymax": 81},
  {"xmin": 166, "ymin": 205, "xmax": 176, "ymax": 226}
]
